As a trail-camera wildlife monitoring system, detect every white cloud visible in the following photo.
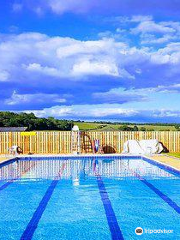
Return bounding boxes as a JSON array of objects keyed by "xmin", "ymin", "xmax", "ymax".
[
  {"xmin": 0, "ymin": 31, "xmax": 180, "ymax": 83},
  {"xmin": 47, "ymin": 0, "xmax": 96, "ymax": 14},
  {"xmin": 0, "ymin": 71, "xmax": 9, "ymax": 82},
  {"xmin": 12, "ymin": 3, "xmax": 23, "ymax": 12},
  {"xmin": 24, "ymin": 63, "xmax": 61, "ymax": 77},
  {"xmin": 128, "ymin": 17, "xmax": 180, "ymax": 45},
  {"xmin": 26, "ymin": 104, "xmax": 139, "ymax": 118},
  {"xmin": 1, "ymin": 31, "xmax": 180, "ymax": 112},
  {"xmin": 22, "ymin": 104, "xmax": 180, "ymax": 122},
  {"xmin": 153, "ymin": 109, "xmax": 180, "ymax": 118},
  {"xmin": 34, "ymin": 7, "xmax": 44, "ymax": 16},
  {"xmin": 0, "ymin": 33, "xmax": 148, "ymax": 82},
  {"xmin": 141, "ymin": 34, "xmax": 176, "ymax": 44},
  {"xmin": 132, "ymin": 20, "xmax": 176, "ymax": 34},
  {"xmin": 12, "ymin": 0, "xmax": 98, "ymax": 15},
  {"xmin": 93, "ymin": 88, "xmax": 147, "ymax": 103},
  {"xmin": 90, "ymin": 107, "xmax": 138, "ymax": 117},
  {"xmin": 150, "ymin": 43, "xmax": 180, "ymax": 64},
  {"xmin": 72, "ymin": 59, "xmax": 119, "ymax": 77},
  {"xmin": 131, "ymin": 15, "xmax": 153, "ymax": 23},
  {"xmin": 26, "ymin": 103, "xmax": 180, "ymax": 120},
  {"xmin": 28, "ymin": 106, "xmax": 73, "ymax": 118},
  {"xmin": 5, "ymin": 91, "xmax": 66, "ymax": 105},
  {"xmin": 9, "ymin": 25, "xmax": 19, "ymax": 33},
  {"xmin": 56, "ymin": 38, "xmax": 126, "ymax": 58},
  {"xmin": 139, "ymin": 83, "xmax": 180, "ymax": 93}
]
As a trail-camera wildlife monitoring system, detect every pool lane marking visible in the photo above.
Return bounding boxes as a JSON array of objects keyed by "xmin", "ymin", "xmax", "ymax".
[
  {"xmin": 20, "ymin": 162, "xmax": 66, "ymax": 240},
  {"xmin": 132, "ymin": 171, "xmax": 180, "ymax": 214},
  {"xmin": 96, "ymin": 174, "xmax": 124, "ymax": 240},
  {"xmin": 0, "ymin": 161, "xmax": 36, "ymax": 191},
  {"xmin": 0, "ymin": 180, "xmax": 14, "ymax": 191}
]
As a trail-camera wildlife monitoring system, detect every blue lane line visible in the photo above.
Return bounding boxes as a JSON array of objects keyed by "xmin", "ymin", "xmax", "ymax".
[
  {"xmin": 20, "ymin": 179, "xmax": 59, "ymax": 240},
  {"xmin": 96, "ymin": 175, "xmax": 124, "ymax": 240},
  {"xmin": 134, "ymin": 172, "xmax": 180, "ymax": 214},
  {"xmin": 0, "ymin": 158, "xmax": 17, "ymax": 168},
  {"xmin": 0, "ymin": 181, "xmax": 13, "ymax": 191}
]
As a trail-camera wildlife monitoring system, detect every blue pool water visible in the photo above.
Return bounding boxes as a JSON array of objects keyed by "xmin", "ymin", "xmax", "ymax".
[{"xmin": 0, "ymin": 156, "xmax": 180, "ymax": 240}]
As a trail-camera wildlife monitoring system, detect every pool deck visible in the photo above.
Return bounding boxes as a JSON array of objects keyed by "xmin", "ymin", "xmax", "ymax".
[
  {"xmin": 150, "ymin": 155, "xmax": 180, "ymax": 171},
  {"xmin": 0, "ymin": 156, "xmax": 8, "ymax": 164},
  {"xmin": 0, "ymin": 154, "xmax": 180, "ymax": 171}
]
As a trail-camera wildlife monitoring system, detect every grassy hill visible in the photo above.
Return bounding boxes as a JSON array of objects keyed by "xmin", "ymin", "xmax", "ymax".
[{"xmin": 74, "ymin": 122, "xmax": 176, "ymax": 131}]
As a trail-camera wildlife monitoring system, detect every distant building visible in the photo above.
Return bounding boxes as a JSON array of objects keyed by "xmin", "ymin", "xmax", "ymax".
[{"xmin": 0, "ymin": 127, "xmax": 28, "ymax": 132}]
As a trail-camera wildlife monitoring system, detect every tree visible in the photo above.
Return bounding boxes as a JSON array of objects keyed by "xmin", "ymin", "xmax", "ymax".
[
  {"xmin": 119, "ymin": 125, "xmax": 132, "ymax": 131},
  {"xmin": 175, "ymin": 124, "xmax": 180, "ymax": 130},
  {"xmin": 0, "ymin": 111, "xmax": 72, "ymax": 131},
  {"xmin": 133, "ymin": 125, "xmax": 139, "ymax": 131}
]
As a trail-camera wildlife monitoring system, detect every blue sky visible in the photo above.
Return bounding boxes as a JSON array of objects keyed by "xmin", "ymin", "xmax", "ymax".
[{"xmin": 1, "ymin": 0, "xmax": 180, "ymax": 123}]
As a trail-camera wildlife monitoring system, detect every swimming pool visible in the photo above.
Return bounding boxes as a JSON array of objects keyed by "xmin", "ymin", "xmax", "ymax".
[{"xmin": 0, "ymin": 155, "xmax": 180, "ymax": 240}]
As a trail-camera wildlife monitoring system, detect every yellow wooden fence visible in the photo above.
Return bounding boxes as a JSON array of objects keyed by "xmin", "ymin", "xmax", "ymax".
[{"xmin": 0, "ymin": 131, "xmax": 179, "ymax": 154}]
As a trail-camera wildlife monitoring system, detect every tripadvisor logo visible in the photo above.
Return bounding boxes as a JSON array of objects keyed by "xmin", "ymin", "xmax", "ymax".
[{"xmin": 135, "ymin": 227, "xmax": 143, "ymax": 235}]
